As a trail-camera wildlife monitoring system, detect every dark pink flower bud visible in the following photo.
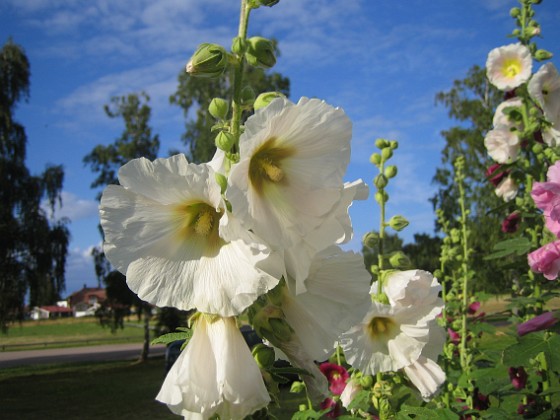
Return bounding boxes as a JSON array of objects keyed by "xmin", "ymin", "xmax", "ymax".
[
  {"xmin": 468, "ymin": 301, "xmax": 481, "ymax": 315},
  {"xmin": 448, "ymin": 328, "xmax": 461, "ymax": 344},
  {"xmin": 517, "ymin": 311, "xmax": 559, "ymax": 336}
]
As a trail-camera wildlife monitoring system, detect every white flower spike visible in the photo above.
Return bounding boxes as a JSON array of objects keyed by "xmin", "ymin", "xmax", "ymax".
[
  {"xmin": 100, "ymin": 154, "xmax": 281, "ymax": 317},
  {"xmin": 226, "ymin": 97, "xmax": 351, "ymax": 250},
  {"xmin": 156, "ymin": 315, "xmax": 270, "ymax": 419},
  {"xmin": 486, "ymin": 43, "xmax": 532, "ymax": 91}
]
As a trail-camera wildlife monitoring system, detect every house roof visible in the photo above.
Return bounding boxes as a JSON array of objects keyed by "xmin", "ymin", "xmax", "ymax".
[
  {"xmin": 38, "ymin": 305, "xmax": 73, "ymax": 313},
  {"xmin": 68, "ymin": 286, "xmax": 107, "ymax": 306}
]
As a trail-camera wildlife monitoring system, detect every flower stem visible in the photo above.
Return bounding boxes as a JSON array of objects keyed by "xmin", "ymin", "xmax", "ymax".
[{"xmin": 231, "ymin": 0, "xmax": 252, "ymax": 150}]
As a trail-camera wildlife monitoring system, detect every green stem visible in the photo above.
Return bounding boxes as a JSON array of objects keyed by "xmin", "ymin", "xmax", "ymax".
[
  {"xmin": 231, "ymin": 0, "xmax": 251, "ymax": 150},
  {"xmin": 377, "ymin": 160, "xmax": 386, "ymax": 296}
]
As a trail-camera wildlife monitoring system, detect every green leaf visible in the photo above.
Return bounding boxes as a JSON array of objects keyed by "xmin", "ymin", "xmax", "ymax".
[
  {"xmin": 150, "ymin": 330, "xmax": 192, "ymax": 346},
  {"xmin": 484, "ymin": 237, "xmax": 532, "ymax": 260},
  {"xmin": 347, "ymin": 389, "xmax": 371, "ymax": 411},
  {"xmin": 397, "ymin": 406, "xmax": 459, "ymax": 420},
  {"xmin": 503, "ymin": 332, "xmax": 560, "ymax": 368},
  {"xmin": 469, "ymin": 366, "xmax": 510, "ymax": 395},
  {"xmin": 291, "ymin": 408, "xmax": 329, "ymax": 420}
]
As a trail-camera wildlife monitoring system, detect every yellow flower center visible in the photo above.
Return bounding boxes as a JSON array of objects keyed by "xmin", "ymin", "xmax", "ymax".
[
  {"xmin": 502, "ymin": 58, "xmax": 521, "ymax": 78},
  {"xmin": 249, "ymin": 137, "xmax": 295, "ymax": 195},
  {"xmin": 366, "ymin": 316, "xmax": 397, "ymax": 339},
  {"xmin": 172, "ymin": 202, "xmax": 223, "ymax": 248}
]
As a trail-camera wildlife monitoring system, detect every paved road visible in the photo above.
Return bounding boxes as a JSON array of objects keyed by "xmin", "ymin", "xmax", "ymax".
[{"xmin": 0, "ymin": 342, "xmax": 167, "ymax": 368}]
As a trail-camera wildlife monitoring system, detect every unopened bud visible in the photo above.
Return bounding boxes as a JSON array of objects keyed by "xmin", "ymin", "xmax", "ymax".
[
  {"xmin": 254, "ymin": 91, "xmax": 284, "ymax": 110},
  {"xmin": 215, "ymin": 131, "xmax": 235, "ymax": 152},
  {"xmin": 252, "ymin": 344, "xmax": 276, "ymax": 369},
  {"xmin": 231, "ymin": 37, "xmax": 247, "ymax": 55},
  {"xmin": 388, "ymin": 215, "xmax": 409, "ymax": 231},
  {"xmin": 370, "ymin": 153, "xmax": 381, "ymax": 166},
  {"xmin": 509, "ymin": 7, "xmax": 521, "ymax": 18},
  {"xmin": 241, "ymin": 85, "xmax": 256, "ymax": 106},
  {"xmin": 291, "ymin": 381, "xmax": 306, "ymax": 394},
  {"xmin": 381, "ymin": 147, "xmax": 393, "ymax": 160},
  {"xmin": 256, "ymin": 0, "xmax": 280, "ymax": 6},
  {"xmin": 214, "ymin": 172, "xmax": 228, "ymax": 194},
  {"xmin": 389, "ymin": 251, "xmax": 412, "ymax": 269},
  {"xmin": 186, "ymin": 43, "xmax": 228, "ymax": 78},
  {"xmin": 389, "ymin": 140, "xmax": 398, "ymax": 150},
  {"xmin": 269, "ymin": 318, "xmax": 293, "ymax": 342},
  {"xmin": 246, "ymin": 37, "xmax": 276, "ymax": 68},
  {"xmin": 385, "ymin": 165, "xmax": 397, "ymax": 178},
  {"xmin": 375, "ymin": 138, "xmax": 390, "ymax": 149},
  {"xmin": 363, "ymin": 232, "xmax": 379, "ymax": 248},
  {"xmin": 532, "ymin": 143, "xmax": 543, "ymax": 154},
  {"xmin": 374, "ymin": 174, "xmax": 388, "ymax": 189},
  {"xmin": 535, "ymin": 49, "xmax": 553, "ymax": 61},
  {"xmin": 375, "ymin": 191, "xmax": 388, "ymax": 204},
  {"xmin": 360, "ymin": 375, "xmax": 374, "ymax": 389},
  {"xmin": 208, "ymin": 98, "xmax": 229, "ymax": 120}
]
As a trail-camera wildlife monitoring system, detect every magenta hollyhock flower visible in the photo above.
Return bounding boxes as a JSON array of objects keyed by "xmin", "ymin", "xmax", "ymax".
[
  {"xmin": 320, "ymin": 397, "xmax": 342, "ymax": 418},
  {"xmin": 447, "ymin": 328, "xmax": 461, "ymax": 345},
  {"xmin": 517, "ymin": 311, "xmax": 559, "ymax": 336},
  {"xmin": 485, "ymin": 163, "xmax": 508, "ymax": 187},
  {"xmin": 528, "ymin": 241, "xmax": 560, "ymax": 280},
  {"xmin": 319, "ymin": 363, "xmax": 349, "ymax": 395},
  {"xmin": 508, "ymin": 367, "xmax": 528, "ymax": 390},
  {"xmin": 501, "ymin": 212, "xmax": 521, "ymax": 233},
  {"xmin": 531, "ymin": 161, "xmax": 560, "ymax": 237}
]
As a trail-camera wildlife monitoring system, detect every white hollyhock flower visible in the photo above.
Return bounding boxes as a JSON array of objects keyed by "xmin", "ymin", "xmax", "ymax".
[
  {"xmin": 484, "ymin": 127, "xmax": 520, "ymax": 164},
  {"xmin": 340, "ymin": 378, "xmax": 362, "ymax": 409},
  {"xmin": 341, "ymin": 270, "xmax": 445, "ymax": 395},
  {"xmin": 492, "ymin": 98, "xmax": 524, "ymax": 130},
  {"xmin": 495, "ymin": 175, "xmax": 518, "ymax": 202},
  {"xmin": 284, "ymin": 179, "xmax": 369, "ymax": 292},
  {"xmin": 528, "ymin": 63, "xmax": 560, "ymax": 129},
  {"xmin": 281, "ymin": 246, "xmax": 371, "ymax": 361},
  {"xmin": 100, "ymin": 154, "xmax": 281, "ymax": 317},
  {"xmin": 156, "ymin": 316, "xmax": 270, "ymax": 419},
  {"xmin": 226, "ymin": 97, "xmax": 351, "ymax": 249},
  {"xmin": 486, "ymin": 43, "xmax": 532, "ymax": 91}
]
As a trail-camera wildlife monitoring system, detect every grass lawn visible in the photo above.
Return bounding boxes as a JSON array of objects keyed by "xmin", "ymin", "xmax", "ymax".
[
  {"xmin": 0, "ymin": 316, "xmax": 146, "ymax": 351},
  {"xmin": 0, "ymin": 357, "xmax": 305, "ymax": 420}
]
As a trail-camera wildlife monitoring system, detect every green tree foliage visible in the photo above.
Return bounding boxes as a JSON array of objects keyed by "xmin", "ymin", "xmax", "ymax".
[
  {"xmin": 84, "ymin": 92, "xmax": 161, "ymax": 361},
  {"xmin": 170, "ymin": 43, "xmax": 290, "ymax": 163},
  {"xmin": 83, "ymin": 92, "xmax": 160, "ymax": 197},
  {"xmin": 0, "ymin": 39, "xmax": 69, "ymax": 331},
  {"xmin": 432, "ymin": 65, "xmax": 516, "ymax": 293},
  {"xmin": 402, "ymin": 233, "xmax": 442, "ymax": 274}
]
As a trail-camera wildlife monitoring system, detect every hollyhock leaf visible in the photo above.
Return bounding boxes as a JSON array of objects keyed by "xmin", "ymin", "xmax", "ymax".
[
  {"xmin": 397, "ymin": 406, "xmax": 459, "ymax": 420},
  {"xmin": 151, "ymin": 331, "xmax": 192, "ymax": 346},
  {"xmin": 469, "ymin": 366, "xmax": 510, "ymax": 395},
  {"xmin": 347, "ymin": 389, "xmax": 372, "ymax": 411},
  {"xmin": 503, "ymin": 332, "xmax": 560, "ymax": 367},
  {"xmin": 484, "ymin": 237, "xmax": 531, "ymax": 260}
]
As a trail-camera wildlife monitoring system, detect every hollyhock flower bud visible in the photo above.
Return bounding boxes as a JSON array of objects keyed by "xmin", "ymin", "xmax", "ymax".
[
  {"xmin": 208, "ymin": 98, "xmax": 229, "ymax": 120},
  {"xmin": 467, "ymin": 301, "xmax": 481, "ymax": 315},
  {"xmin": 389, "ymin": 251, "xmax": 411, "ymax": 269},
  {"xmin": 246, "ymin": 37, "xmax": 276, "ymax": 68},
  {"xmin": 448, "ymin": 328, "xmax": 460, "ymax": 345},
  {"xmin": 385, "ymin": 165, "xmax": 397, "ymax": 178},
  {"xmin": 501, "ymin": 212, "xmax": 521, "ymax": 233},
  {"xmin": 388, "ymin": 215, "xmax": 409, "ymax": 232},
  {"xmin": 215, "ymin": 131, "xmax": 235, "ymax": 152},
  {"xmin": 254, "ymin": 91, "xmax": 284, "ymax": 110},
  {"xmin": 535, "ymin": 49, "xmax": 553, "ymax": 62},
  {"xmin": 369, "ymin": 153, "xmax": 381, "ymax": 166},
  {"xmin": 374, "ymin": 174, "xmax": 388, "ymax": 189},
  {"xmin": 231, "ymin": 36, "xmax": 247, "ymax": 55},
  {"xmin": 508, "ymin": 367, "xmax": 528, "ymax": 390},
  {"xmin": 375, "ymin": 138, "xmax": 390, "ymax": 149},
  {"xmin": 252, "ymin": 343, "xmax": 276, "ymax": 369},
  {"xmin": 363, "ymin": 231, "xmax": 379, "ymax": 248},
  {"xmin": 528, "ymin": 240, "xmax": 560, "ymax": 280},
  {"xmin": 517, "ymin": 311, "xmax": 559, "ymax": 336},
  {"xmin": 186, "ymin": 43, "xmax": 228, "ymax": 78}
]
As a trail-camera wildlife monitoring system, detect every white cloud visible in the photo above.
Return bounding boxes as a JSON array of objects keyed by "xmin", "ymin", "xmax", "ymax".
[
  {"xmin": 64, "ymin": 245, "xmax": 99, "ymax": 295},
  {"xmin": 43, "ymin": 191, "xmax": 98, "ymax": 222}
]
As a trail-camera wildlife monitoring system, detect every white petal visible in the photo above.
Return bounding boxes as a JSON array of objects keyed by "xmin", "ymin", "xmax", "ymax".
[
  {"xmin": 156, "ymin": 317, "xmax": 270, "ymax": 420},
  {"xmin": 528, "ymin": 63, "xmax": 560, "ymax": 128},
  {"xmin": 403, "ymin": 357, "xmax": 446, "ymax": 401},
  {"xmin": 486, "ymin": 43, "xmax": 532, "ymax": 91},
  {"xmin": 283, "ymin": 247, "xmax": 371, "ymax": 360},
  {"xmin": 484, "ymin": 127, "xmax": 520, "ymax": 164},
  {"xmin": 493, "ymin": 98, "xmax": 524, "ymax": 129}
]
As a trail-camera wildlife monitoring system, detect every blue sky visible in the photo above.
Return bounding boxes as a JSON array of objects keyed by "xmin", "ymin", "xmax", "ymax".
[{"xmin": 1, "ymin": 0, "xmax": 559, "ymax": 296}]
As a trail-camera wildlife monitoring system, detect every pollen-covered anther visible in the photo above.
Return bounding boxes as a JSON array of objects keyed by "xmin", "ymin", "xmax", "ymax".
[
  {"xmin": 194, "ymin": 210, "xmax": 214, "ymax": 236},
  {"xmin": 259, "ymin": 157, "xmax": 284, "ymax": 182},
  {"xmin": 367, "ymin": 316, "xmax": 396, "ymax": 339}
]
